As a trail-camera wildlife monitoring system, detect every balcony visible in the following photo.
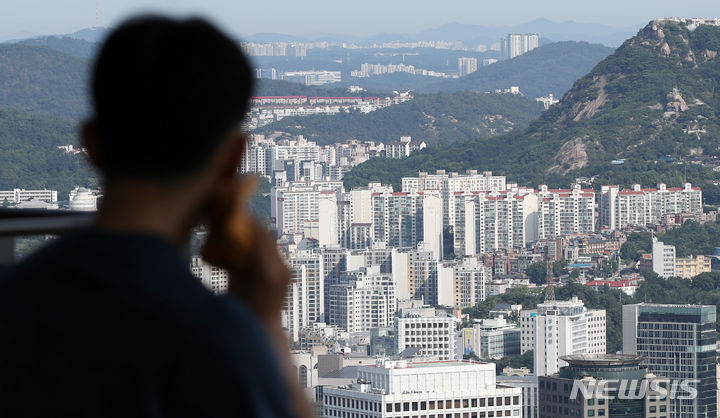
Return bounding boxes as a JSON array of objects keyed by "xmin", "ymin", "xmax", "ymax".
[{"xmin": 0, "ymin": 209, "xmax": 93, "ymax": 268}]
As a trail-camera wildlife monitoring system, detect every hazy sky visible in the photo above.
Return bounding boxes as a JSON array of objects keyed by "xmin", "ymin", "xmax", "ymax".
[{"xmin": 1, "ymin": 0, "xmax": 718, "ymax": 40}]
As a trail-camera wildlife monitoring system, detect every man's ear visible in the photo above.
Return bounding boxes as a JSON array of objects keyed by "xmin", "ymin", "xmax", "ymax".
[{"xmin": 82, "ymin": 120, "xmax": 104, "ymax": 171}]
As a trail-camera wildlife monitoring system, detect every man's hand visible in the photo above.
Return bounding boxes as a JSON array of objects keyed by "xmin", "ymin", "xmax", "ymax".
[
  {"xmin": 201, "ymin": 179, "xmax": 314, "ymax": 418},
  {"xmin": 201, "ymin": 178, "xmax": 291, "ymax": 320}
]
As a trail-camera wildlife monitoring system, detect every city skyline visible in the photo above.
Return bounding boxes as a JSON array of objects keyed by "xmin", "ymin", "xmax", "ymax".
[{"xmin": 1, "ymin": 0, "xmax": 719, "ymax": 42}]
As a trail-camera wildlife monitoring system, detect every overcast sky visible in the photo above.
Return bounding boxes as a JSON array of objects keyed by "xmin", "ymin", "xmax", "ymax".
[{"xmin": 1, "ymin": 0, "xmax": 718, "ymax": 41}]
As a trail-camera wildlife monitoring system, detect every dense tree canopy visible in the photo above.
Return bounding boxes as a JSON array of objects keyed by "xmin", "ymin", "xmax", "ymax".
[{"xmin": 258, "ymin": 91, "xmax": 544, "ymax": 146}]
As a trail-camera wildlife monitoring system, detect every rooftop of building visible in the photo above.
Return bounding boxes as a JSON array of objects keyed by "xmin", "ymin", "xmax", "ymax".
[
  {"xmin": 560, "ymin": 354, "xmax": 645, "ymax": 367},
  {"xmin": 369, "ymin": 359, "xmax": 489, "ymax": 370}
]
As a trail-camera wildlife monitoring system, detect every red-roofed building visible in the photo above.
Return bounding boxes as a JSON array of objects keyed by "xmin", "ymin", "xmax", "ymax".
[
  {"xmin": 586, "ymin": 278, "xmax": 642, "ymax": 296},
  {"xmin": 537, "ymin": 184, "xmax": 595, "ymax": 239},
  {"xmin": 599, "ymin": 182, "xmax": 702, "ymax": 230}
]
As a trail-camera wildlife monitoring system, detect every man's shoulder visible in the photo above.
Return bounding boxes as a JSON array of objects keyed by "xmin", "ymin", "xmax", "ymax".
[{"xmin": 0, "ymin": 230, "xmax": 259, "ymax": 338}]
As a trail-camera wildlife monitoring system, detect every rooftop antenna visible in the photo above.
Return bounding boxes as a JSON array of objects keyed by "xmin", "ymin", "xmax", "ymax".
[{"xmin": 95, "ymin": 0, "xmax": 100, "ymax": 28}]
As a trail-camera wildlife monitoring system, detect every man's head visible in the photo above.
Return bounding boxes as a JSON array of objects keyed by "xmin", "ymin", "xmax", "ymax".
[{"xmin": 86, "ymin": 16, "xmax": 253, "ymax": 182}]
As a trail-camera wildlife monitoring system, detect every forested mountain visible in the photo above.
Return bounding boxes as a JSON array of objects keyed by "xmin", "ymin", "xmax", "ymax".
[
  {"xmin": 420, "ymin": 41, "xmax": 615, "ymax": 98},
  {"xmin": 0, "ymin": 110, "xmax": 95, "ymax": 197},
  {"xmin": 254, "ymin": 79, "xmax": 352, "ymax": 97},
  {"xmin": 18, "ymin": 36, "xmax": 99, "ymax": 59},
  {"xmin": 0, "ymin": 44, "xmax": 89, "ymax": 119},
  {"xmin": 345, "ymin": 20, "xmax": 720, "ymax": 196},
  {"xmin": 257, "ymin": 91, "xmax": 545, "ymax": 145}
]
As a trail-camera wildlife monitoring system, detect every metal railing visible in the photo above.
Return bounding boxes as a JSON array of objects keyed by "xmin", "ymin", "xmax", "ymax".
[{"xmin": 0, "ymin": 209, "xmax": 93, "ymax": 265}]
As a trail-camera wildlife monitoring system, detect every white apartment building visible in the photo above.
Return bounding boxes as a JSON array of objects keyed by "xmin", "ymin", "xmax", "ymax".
[
  {"xmin": 651, "ymin": 237, "xmax": 676, "ymax": 278},
  {"xmin": 385, "ymin": 136, "xmax": 426, "ymax": 159},
  {"xmin": 402, "ymin": 170, "xmax": 508, "ymax": 227},
  {"xmin": 327, "ymin": 266, "xmax": 396, "ymax": 333},
  {"xmin": 521, "ymin": 297, "xmax": 606, "ymax": 376},
  {"xmin": 447, "ymin": 257, "xmax": 490, "ymax": 308},
  {"xmin": 283, "ymin": 272, "xmax": 303, "ymax": 342},
  {"xmin": 287, "ymin": 250, "xmax": 325, "ymax": 325},
  {"xmin": 320, "ymin": 359, "xmax": 523, "ymax": 418},
  {"xmin": 342, "ymin": 184, "xmax": 392, "ymax": 248},
  {"xmin": 395, "ymin": 301, "xmax": 457, "ymax": 360},
  {"xmin": 239, "ymin": 135, "xmax": 273, "ymax": 177},
  {"xmin": 519, "ymin": 310, "xmax": 536, "ymax": 355},
  {"xmin": 270, "ymin": 142, "xmax": 321, "ymax": 164},
  {"xmin": 536, "ymin": 184, "xmax": 595, "ymax": 239},
  {"xmin": 272, "ymin": 181, "xmax": 344, "ymax": 242},
  {"xmin": 372, "ymin": 190, "xmax": 443, "ymax": 259},
  {"xmin": 0, "ymin": 188, "xmax": 57, "ymax": 204},
  {"xmin": 190, "ymin": 256, "xmax": 228, "ymax": 295},
  {"xmin": 599, "ymin": 182, "xmax": 702, "ymax": 230},
  {"xmin": 501, "ymin": 33, "xmax": 539, "ymax": 60},
  {"xmin": 407, "ymin": 247, "xmax": 453, "ymax": 306},
  {"xmin": 453, "ymin": 190, "xmax": 539, "ymax": 255},
  {"xmin": 301, "ymin": 192, "xmax": 339, "ymax": 247},
  {"xmin": 458, "ymin": 56, "xmax": 478, "ymax": 76},
  {"xmin": 389, "ymin": 248, "xmax": 442, "ymax": 305},
  {"xmin": 282, "ymin": 70, "xmax": 341, "ymax": 86}
]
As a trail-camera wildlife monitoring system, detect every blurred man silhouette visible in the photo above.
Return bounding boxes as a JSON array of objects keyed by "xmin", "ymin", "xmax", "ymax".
[{"xmin": 0, "ymin": 16, "xmax": 311, "ymax": 418}]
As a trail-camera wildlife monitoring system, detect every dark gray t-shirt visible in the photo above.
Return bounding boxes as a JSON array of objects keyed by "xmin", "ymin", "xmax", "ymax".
[{"xmin": 0, "ymin": 229, "xmax": 294, "ymax": 417}]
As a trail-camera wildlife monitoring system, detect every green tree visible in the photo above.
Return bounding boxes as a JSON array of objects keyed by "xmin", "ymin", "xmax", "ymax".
[{"xmin": 526, "ymin": 262, "xmax": 547, "ymax": 285}]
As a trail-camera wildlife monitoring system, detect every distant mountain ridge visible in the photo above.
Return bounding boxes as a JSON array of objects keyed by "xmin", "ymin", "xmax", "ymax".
[
  {"xmin": 420, "ymin": 41, "xmax": 615, "ymax": 98},
  {"xmin": 343, "ymin": 20, "xmax": 720, "ymax": 193},
  {"xmin": 18, "ymin": 36, "xmax": 98, "ymax": 59},
  {"xmin": 246, "ymin": 18, "xmax": 639, "ymax": 47}
]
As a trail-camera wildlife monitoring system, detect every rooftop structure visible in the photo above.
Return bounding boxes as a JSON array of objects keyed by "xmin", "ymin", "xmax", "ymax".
[{"xmin": 321, "ymin": 360, "xmax": 523, "ymax": 417}]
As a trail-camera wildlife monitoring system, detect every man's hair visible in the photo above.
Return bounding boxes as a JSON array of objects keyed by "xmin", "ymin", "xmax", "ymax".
[{"xmin": 91, "ymin": 16, "xmax": 254, "ymax": 179}]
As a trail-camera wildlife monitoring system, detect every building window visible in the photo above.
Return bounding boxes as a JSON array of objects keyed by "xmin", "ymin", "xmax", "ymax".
[
  {"xmin": 513, "ymin": 396, "xmax": 519, "ymax": 405},
  {"xmin": 588, "ymin": 410, "xmax": 595, "ymax": 417}
]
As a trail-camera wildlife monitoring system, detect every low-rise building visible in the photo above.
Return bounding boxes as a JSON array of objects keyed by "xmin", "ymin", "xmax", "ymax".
[
  {"xmin": 675, "ymin": 254, "xmax": 711, "ymax": 278},
  {"xmin": 320, "ymin": 359, "xmax": 523, "ymax": 418},
  {"xmin": 497, "ymin": 374, "xmax": 538, "ymax": 418},
  {"xmin": 585, "ymin": 278, "xmax": 642, "ymax": 297},
  {"xmin": 395, "ymin": 300, "xmax": 457, "ymax": 360},
  {"xmin": 472, "ymin": 316, "xmax": 521, "ymax": 359}
]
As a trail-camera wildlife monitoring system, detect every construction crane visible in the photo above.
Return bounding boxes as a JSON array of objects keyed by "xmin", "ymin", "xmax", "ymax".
[{"xmin": 544, "ymin": 245, "xmax": 556, "ymax": 301}]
